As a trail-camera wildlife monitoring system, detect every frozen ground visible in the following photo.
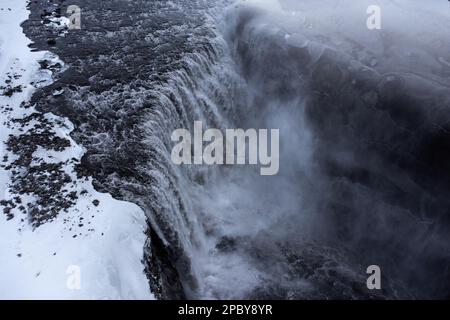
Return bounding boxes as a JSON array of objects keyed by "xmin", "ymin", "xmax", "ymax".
[{"xmin": 0, "ymin": 0, "xmax": 153, "ymax": 299}]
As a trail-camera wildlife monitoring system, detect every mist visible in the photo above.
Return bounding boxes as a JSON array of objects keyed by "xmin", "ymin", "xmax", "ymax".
[{"xmin": 180, "ymin": 0, "xmax": 450, "ymax": 298}]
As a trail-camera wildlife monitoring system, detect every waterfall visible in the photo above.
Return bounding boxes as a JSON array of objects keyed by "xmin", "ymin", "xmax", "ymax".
[{"xmin": 20, "ymin": 0, "xmax": 450, "ymax": 299}]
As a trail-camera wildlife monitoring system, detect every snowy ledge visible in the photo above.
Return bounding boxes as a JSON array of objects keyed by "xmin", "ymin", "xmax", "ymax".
[{"xmin": 0, "ymin": 0, "xmax": 153, "ymax": 299}]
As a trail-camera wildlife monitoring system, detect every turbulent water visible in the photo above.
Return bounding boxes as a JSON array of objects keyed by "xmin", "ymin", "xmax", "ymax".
[{"xmin": 22, "ymin": 0, "xmax": 450, "ymax": 299}]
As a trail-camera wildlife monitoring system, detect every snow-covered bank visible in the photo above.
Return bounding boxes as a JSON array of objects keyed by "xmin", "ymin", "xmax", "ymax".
[{"xmin": 0, "ymin": 0, "xmax": 153, "ymax": 299}]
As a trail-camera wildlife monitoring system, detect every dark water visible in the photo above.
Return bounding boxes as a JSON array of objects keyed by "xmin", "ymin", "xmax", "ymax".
[{"xmin": 23, "ymin": 0, "xmax": 450, "ymax": 299}]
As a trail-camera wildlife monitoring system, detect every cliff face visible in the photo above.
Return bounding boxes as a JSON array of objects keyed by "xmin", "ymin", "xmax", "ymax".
[{"xmin": 223, "ymin": 0, "xmax": 450, "ymax": 298}]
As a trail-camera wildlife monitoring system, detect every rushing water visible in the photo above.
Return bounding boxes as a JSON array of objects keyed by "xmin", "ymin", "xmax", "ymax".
[{"xmin": 24, "ymin": 0, "xmax": 450, "ymax": 299}]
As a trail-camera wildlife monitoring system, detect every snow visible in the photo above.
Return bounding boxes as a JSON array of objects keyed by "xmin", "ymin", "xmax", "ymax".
[{"xmin": 0, "ymin": 0, "xmax": 153, "ymax": 299}]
